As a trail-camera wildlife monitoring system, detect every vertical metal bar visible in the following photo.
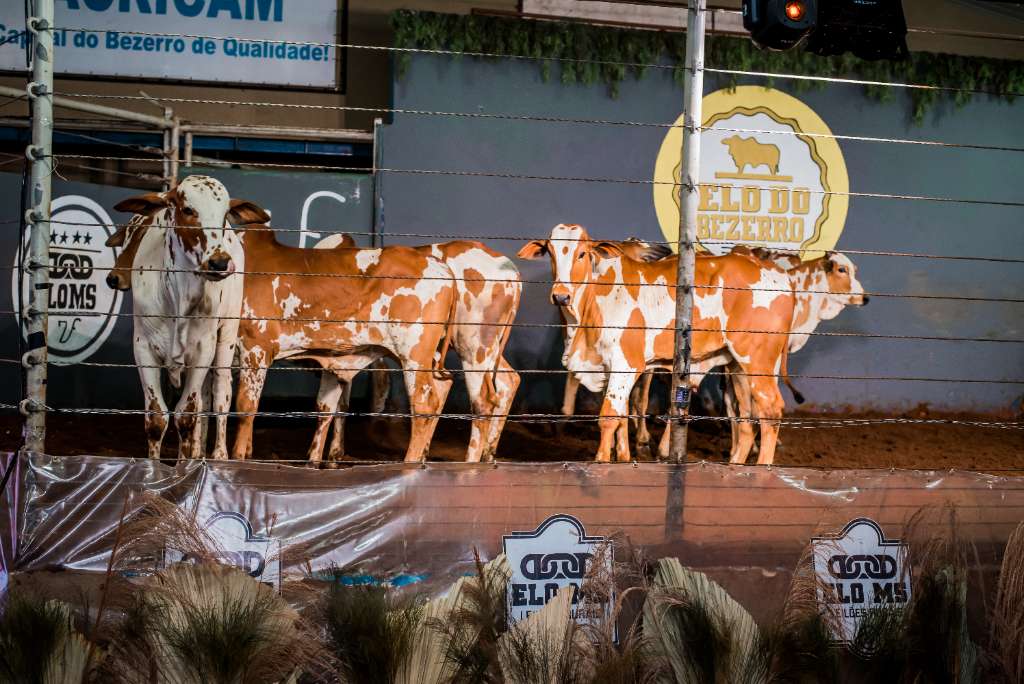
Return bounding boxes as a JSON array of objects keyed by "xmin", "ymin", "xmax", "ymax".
[
  {"xmin": 668, "ymin": 0, "xmax": 706, "ymax": 463},
  {"xmin": 22, "ymin": 0, "xmax": 55, "ymax": 454},
  {"xmin": 169, "ymin": 115, "xmax": 180, "ymax": 185},
  {"xmin": 162, "ymin": 107, "xmax": 173, "ymax": 190},
  {"xmin": 371, "ymin": 117, "xmax": 382, "ymax": 248},
  {"xmin": 184, "ymin": 131, "xmax": 193, "ymax": 168}
]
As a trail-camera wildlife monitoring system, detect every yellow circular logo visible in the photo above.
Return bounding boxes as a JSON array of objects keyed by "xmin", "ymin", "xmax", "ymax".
[{"xmin": 653, "ymin": 86, "xmax": 849, "ymax": 260}]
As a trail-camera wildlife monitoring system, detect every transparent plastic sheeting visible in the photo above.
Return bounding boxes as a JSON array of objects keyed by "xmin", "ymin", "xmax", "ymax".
[{"xmin": 10, "ymin": 453, "xmax": 1023, "ymax": 618}]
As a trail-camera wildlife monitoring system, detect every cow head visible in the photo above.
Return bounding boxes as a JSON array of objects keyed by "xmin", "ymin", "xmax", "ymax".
[
  {"xmin": 113, "ymin": 176, "xmax": 268, "ymax": 281},
  {"xmin": 104, "ymin": 214, "xmax": 151, "ymax": 290},
  {"xmin": 518, "ymin": 223, "xmax": 620, "ymax": 318},
  {"xmin": 819, "ymin": 251, "xmax": 868, "ymax": 318}
]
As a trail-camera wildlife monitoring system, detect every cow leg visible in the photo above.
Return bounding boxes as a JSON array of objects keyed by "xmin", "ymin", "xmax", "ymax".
[
  {"xmin": 558, "ymin": 372, "xmax": 580, "ymax": 437},
  {"xmin": 631, "ymin": 370, "xmax": 654, "ymax": 448},
  {"xmin": 402, "ymin": 366, "xmax": 453, "ymax": 463},
  {"xmin": 724, "ymin": 372, "xmax": 739, "ymax": 455},
  {"xmin": 483, "ymin": 360, "xmax": 520, "ymax": 462},
  {"xmin": 596, "ymin": 370, "xmax": 637, "ymax": 463},
  {"xmin": 174, "ymin": 362, "xmax": 211, "ymax": 461},
  {"xmin": 135, "ymin": 341, "xmax": 168, "ymax": 460},
  {"xmin": 210, "ymin": 333, "xmax": 238, "ymax": 460},
  {"xmin": 728, "ymin": 364, "xmax": 757, "ymax": 465},
  {"xmin": 231, "ymin": 345, "xmax": 270, "ymax": 460},
  {"xmin": 327, "ymin": 376, "xmax": 352, "ymax": 461},
  {"xmin": 369, "ymin": 358, "xmax": 390, "ymax": 413},
  {"xmin": 462, "ymin": 361, "xmax": 492, "ymax": 464},
  {"xmin": 307, "ymin": 372, "xmax": 343, "ymax": 466},
  {"xmin": 751, "ymin": 377, "xmax": 785, "ymax": 466},
  {"xmin": 196, "ymin": 373, "xmax": 211, "ymax": 458}
]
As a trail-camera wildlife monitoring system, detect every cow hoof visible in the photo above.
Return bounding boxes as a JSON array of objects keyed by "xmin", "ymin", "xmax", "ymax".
[{"xmin": 635, "ymin": 444, "xmax": 652, "ymax": 462}]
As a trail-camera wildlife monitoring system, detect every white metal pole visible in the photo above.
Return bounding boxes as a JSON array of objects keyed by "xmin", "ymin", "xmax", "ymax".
[
  {"xmin": 22, "ymin": 0, "xmax": 55, "ymax": 453},
  {"xmin": 169, "ymin": 114, "xmax": 180, "ymax": 187},
  {"xmin": 371, "ymin": 117, "xmax": 382, "ymax": 248},
  {"xmin": 668, "ymin": 0, "xmax": 706, "ymax": 463}
]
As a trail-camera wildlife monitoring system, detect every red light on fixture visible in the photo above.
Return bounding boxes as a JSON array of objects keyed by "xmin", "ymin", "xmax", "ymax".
[{"xmin": 785, "ymin": 1, "xmax": 805, "ymax": 21}]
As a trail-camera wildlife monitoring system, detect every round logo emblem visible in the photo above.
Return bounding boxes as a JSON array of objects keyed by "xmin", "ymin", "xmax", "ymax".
[
  {"xmin": 653, "ymin": 86, "xmax": 849, "ymax": 260},
  {"xmin": 11, "ymin": 195, "xmax": 124, "ymax": 365}
]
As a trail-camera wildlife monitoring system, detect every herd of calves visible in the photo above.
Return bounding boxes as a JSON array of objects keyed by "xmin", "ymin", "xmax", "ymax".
[{"xmin": 103, "ymin": 175, "xmax": 868, "ymax": 467}]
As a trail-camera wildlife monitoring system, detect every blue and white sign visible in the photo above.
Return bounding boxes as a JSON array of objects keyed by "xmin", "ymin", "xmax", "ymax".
[
  {"xmin": 0, "ymin": 0, "xmax": 341, "ymax": 88},
  {"xmin": 503, "ymin": 514, "xmax": 613, "ymax": 628}
]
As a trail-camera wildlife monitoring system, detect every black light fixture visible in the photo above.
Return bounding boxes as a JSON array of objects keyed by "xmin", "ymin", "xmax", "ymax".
[
  {"xmin": 742, "ymin": 0, "xmax": 909, "ymax": 61},
  {"xmin": 742, "ymin": 0, "xmax": 818, "ymax": 51}
]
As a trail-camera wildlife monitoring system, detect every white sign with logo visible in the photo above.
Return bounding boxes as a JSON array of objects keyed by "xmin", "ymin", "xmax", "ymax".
[
  {"xmin": 167, "ymin": 511, "xmax": 281, "ymax": 591},
  {"xmin": 11, "ymin": 195, "xmax": 124, "ymax": 365},
  {"xmin": 503, "ymin": 514, "xmax": 612, "ymax": 627},
  {"xmin": 0, "ymin": 0, "xmax": 341, "ymax": 89},
  {"xmin": 812, "ymin": 517, "xmax": 911, "ymax": 643}
]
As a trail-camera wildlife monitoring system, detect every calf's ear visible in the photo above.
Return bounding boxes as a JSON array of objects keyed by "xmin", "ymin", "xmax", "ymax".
[
  {"xmin": 592, "ymin": 241, "xmax": 624, "ymax": 258},
  {"xmin": 824, "ymin": 250, "xmax": 836, "ymax": 271},
  {"xmin": 228, "ymin": 199, "xmax": 271, "ymax": 225},
  {"xmin": 114, "ymin": 192, "xmax": 167, "ymax": 216},
  {"xmin": 105, "ymin": 225, "xmax": 128, "ymax": 247},
  {"xmin": 517, "ymin": 240, "xmax": 549, "ymax": 259}
]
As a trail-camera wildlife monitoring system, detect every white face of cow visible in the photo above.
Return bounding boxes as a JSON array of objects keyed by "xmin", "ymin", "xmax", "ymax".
[
  {"xmin": 113, "ymin": 176, "xmax": 268, "ymax": 282},
  {"xmin": 819, "ymin": 252, "xmax": 868, "ymax": 320},
  {"xmin": 169, "ymin": 176, "xmax": 237, "ymax": 280},
  {"xmin": 517, "ymin": 223, "xmax": 597, "ymax": 320}
]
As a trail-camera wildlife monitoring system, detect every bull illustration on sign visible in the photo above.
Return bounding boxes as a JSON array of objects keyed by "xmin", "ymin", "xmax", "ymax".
[{"xmin": 719, "ymin": 135, "xmax": 787, "ymax": 180}]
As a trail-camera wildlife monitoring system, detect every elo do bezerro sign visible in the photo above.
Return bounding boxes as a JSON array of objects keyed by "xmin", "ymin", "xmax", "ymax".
[
  {"xmin": 812, "ymin": 517, "xmax": 911, "ymax": 643},
  {"xmin": 503, "ymin": 514, "xmax": 612, "ymax": 626},
  {"xmin": 653, "ymin": 86, "xmax": 849, "ymax": 261}
]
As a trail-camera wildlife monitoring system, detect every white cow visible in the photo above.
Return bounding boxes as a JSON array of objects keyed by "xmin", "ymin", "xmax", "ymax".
[{"xmin": 109, "ymin": 176, "xmax": 257, "ymax": 460}]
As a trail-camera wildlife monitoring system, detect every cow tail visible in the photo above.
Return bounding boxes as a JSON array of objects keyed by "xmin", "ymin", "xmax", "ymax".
[
  {"xmin": 780, "ymin": 346, "xmax": 805, "ymax": 405},
  {"xmin": 433, "ymin": 272, "xmax": 459, "ymax": 381},
  {"xmin": 486, "ymin": 280, "xmax": 521, "ymax": 400}
]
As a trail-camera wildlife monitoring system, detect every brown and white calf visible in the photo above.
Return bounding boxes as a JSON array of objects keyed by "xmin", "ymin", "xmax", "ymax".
[
  {"xmin": 107, "ymin": 176, "xmax": 251, "ymax": 460},
  {"xmin": 723, "ymin": 247, "xmax": 869, "ymax": 442},
  {"xmin": 555, "ymin": 238, "xmax": 671, "ymax": 427},
  {"xmin": 312, "ymin": 236, "xmax": 522, "ymax": 463},
  {"xmin": 519, "ymin": 224, "xmax": 796, "ymax": 464},
  {"xmin": 230, "ymin": 223, "xmax": 459, "ymax": 463}
]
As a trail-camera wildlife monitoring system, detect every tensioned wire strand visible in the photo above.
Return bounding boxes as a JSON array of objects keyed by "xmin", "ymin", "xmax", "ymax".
[
  {"xmin": 34, "ymin": 264, "xmax": 1024, "ymax": 304},
  {"xmin": 11, "ymin": 358, "xmax": 1023, "ymax": 385},
  {"xmin": 36, "ymin": 218, "xmax": 1024, "ymax": 264},
  {"xmin": 51, "ymin": 92, "xmax": 1024, "ymax": 155},
  {"xmin": 48, "ymin": 154, "xmax": 1024, "ymax": 208},
  {"xmin": 53, "ymin": 26, "xmax": 1024, "ymax": 99},
  {"xmin": 5, "ymin": 309, "xmax": 1020, "ymax": 343},
  {"xmin": 28, "ymin": 405, "xmax": 1024, "ymax": 431}
]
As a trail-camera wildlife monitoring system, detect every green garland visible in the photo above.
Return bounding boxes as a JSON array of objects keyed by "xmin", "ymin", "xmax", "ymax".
[{"xmin": 392, "ymin": 10, "xmax": 1024, "ymax": 124}]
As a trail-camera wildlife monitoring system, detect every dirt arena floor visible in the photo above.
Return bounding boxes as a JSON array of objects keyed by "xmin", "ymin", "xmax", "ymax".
[{"xmin": 2, "ymin": 405, "xmax": 1022, "ymax": 472}]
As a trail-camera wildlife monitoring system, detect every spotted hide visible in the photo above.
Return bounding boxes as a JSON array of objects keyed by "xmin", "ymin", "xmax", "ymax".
[
  {"xmin": 723, "ymin": 246, "xmax": 868, "ymax": 447},
  {"xmin": 312, "ymin": 236, "xmax": 522, "ymax": 463},
  {"xmin": 106, "ymin": 176, "xmax": 252, "ymax": 460},
  {"xmin": 231, "ymin": 225, "xmax": 459, "ymax": 463},
  {"xmin": 519, "ymin": 223, "xmax": 796, "ymax": 465}
]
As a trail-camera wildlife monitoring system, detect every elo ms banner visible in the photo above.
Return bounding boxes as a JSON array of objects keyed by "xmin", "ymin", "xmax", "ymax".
[{"xmin": 0, "ymin": 0, "xmax": 343, "ymax": 89}]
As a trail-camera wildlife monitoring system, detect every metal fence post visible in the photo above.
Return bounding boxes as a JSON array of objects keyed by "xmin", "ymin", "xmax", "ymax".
[
  {"xmin": 22, "ymin": 0, "xmax": 55, "ymax": 454},
  {"xmin": 371, "ymin": 117, "xmax": 383, "ymax": 248},
  {"xmin": 668, "ymin": 0, "xmax": 706, "ymax": 463}
]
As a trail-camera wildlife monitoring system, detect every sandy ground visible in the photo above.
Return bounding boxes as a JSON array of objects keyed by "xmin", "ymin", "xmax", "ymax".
[{"xmin": 2, "ymin": 405, "xmax": 1022, "ymax": 472}]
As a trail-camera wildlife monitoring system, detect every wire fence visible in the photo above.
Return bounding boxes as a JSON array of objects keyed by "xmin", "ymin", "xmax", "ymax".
[{"xmin": 7, "ymin": 18, "xmax": 1024, "ymax": 465}]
